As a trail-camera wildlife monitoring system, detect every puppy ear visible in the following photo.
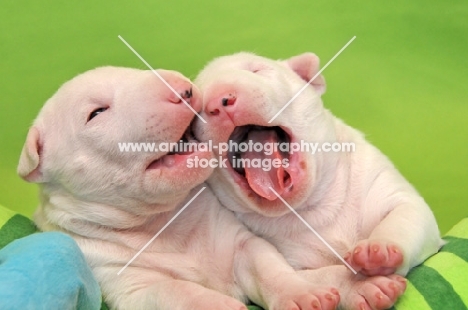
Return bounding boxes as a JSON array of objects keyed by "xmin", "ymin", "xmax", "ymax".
[
  {"xmin": 283, "ymin": 53, "xmax": 326, "ymax": 95},
  {"xmin": 17, "ymin": 126, "xmax": 45, "ymax": 183}
]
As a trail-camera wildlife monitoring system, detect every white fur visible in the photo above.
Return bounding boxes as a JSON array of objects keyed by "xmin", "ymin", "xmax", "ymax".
[
  {"xmin": 193, "ymin": 52, "xmax": 444, "ymax": 309},
  {"xmin": 18, "ymin": 66, "xmax": 338, "ymax": 310}
]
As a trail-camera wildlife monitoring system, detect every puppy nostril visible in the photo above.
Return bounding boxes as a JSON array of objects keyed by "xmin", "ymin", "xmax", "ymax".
[
  {"xmin": 210, "ymin": 109, "xmax": 220, "ymax": 116},
  {"xmin": 221, "ymin": 97, "xmax": 236, "ymax": 107},
  {"xmin": 181, "ymin": 87, "xmax": 193, "ymax": 99},
  {"xmin": 176, "ymin": 93, "xmax": 190, "ymax": 105},
  {"xmin": 169, "ymin": 93, "xmax": 183, "ymax": 104}
]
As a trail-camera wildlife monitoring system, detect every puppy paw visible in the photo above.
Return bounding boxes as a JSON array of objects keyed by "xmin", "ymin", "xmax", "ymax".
[
  {"xmin": 344, "ymin": 274, "xmax": 406, "ymax": 310},
  {"xmin": 271, "ymin": 285, "xmax": 340, "ymax": 310},
  {"xmin": 345, "ymin": 240, "xmax": 404, "ymax": 276}
]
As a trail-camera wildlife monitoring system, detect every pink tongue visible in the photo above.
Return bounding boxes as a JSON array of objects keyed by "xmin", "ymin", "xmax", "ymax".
[{"xmin": 242, "ymin": 130, "xmax": 285, "ymax": 200}]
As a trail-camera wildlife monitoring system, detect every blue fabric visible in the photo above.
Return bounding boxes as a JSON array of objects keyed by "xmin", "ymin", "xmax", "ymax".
[{"xmin": 0, "ymin": 232, "xmax": 101, "ymax": 310}]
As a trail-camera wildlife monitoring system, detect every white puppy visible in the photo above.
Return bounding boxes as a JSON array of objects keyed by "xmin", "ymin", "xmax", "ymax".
[
  {"xmin": 18, "ymin": 66, "xmax": 340, "ymax": 310},
  {"xmin": 193, "ymin": 52, "xmax": 444, "ymax": 310}
]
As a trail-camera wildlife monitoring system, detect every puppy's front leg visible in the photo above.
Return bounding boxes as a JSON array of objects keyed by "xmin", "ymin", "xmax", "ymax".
[
  {"xmin": 346, "ymin": 165, "xmax": 443, "ymax": 276},
  {"xmin": 347, "ymin": 201, "xmax": 443, "ymax": 276},
  {"xmin": 101, "ymin": 268, "xmax": 247, "ymax": 310},
  {"xmin": 234, "ymin": 234, "xmax": 340, "ymax": 310}
]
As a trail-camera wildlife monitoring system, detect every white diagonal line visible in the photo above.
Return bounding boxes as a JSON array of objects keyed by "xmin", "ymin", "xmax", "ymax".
[
  {"xmin": 117, "ymin": 186, "xmax": 206, "ymax": 275},
  {"xmin": 269, "ymin": 187, "xmax": 357, "ymax": 274},
  {"xmin": 268, "ymin": 36, "xmax": 356, "ymax": 123},
  {"xmin": 118, "ymin": 35, "xmax": 207, "ymax": 124}
]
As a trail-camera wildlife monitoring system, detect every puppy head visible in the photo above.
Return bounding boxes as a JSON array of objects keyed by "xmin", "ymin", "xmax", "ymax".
[
  {"xmin": 193, "ymin": 52, "xmax": 338, "ymax": 216},
  {"xmin": 18, "ymin": 67, "xmax": 213, "ymax": 219}
]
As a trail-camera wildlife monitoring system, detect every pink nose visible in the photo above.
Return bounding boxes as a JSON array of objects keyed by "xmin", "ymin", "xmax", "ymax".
[
  {"xmin": 205, "ymin": 94, "xmax": 237, "ymax": 116},
  {"xmin": 167, "ymin": 83, "xmax": 203, "ymax": 112},
  {"xmin": 168, "ymin": 87, "xmax": 194, "ymax": 104}
]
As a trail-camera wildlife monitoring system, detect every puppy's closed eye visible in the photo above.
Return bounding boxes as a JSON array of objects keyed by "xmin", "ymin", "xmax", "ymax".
[
  {"xmin": 248, "ymin": 63, "xmax": 270, "ymax": 74},
  {"xmin": 88, "ymin": 107, "xmax": 108, "ymax": 122},
  {"xmin": 249, "ymin": 67, "xmax": 262, "ymax": 74}
]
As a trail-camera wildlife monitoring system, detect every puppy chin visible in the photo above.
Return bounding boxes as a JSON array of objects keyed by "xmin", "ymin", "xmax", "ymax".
[
  {"xmin": 240, "ymin": 186, "xmax": 312, "ymax": 217},
  {"xmin": 143, "ymin": 151, "xmax": 214, "ymax": 199},
  {"xmin": 208, "ymin": 158, "xmax": 317, "ymax": 217}
]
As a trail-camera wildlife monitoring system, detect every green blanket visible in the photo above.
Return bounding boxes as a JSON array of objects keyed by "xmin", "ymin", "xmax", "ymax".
[
  {"xmin": 391, "ymin": 218, "xmax": 468, "ymax": 310},
  {"xmin": 1, "ymin": 204, "xmax": 466, "ymax": 309}
]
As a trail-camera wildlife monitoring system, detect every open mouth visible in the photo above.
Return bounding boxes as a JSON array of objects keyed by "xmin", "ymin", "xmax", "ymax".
[
  {"xmin": 147, "ymin": 123, "xmax": 198, "ymax": 169},
  {"xmin": 227, "ymin": 125, "xmax": 294, "ymax": 201}
]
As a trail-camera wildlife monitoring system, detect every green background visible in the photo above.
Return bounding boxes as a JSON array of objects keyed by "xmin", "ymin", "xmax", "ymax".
[{"xmin": 1, "ymin": 1, "xmax": 466, "ymax": 233}]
